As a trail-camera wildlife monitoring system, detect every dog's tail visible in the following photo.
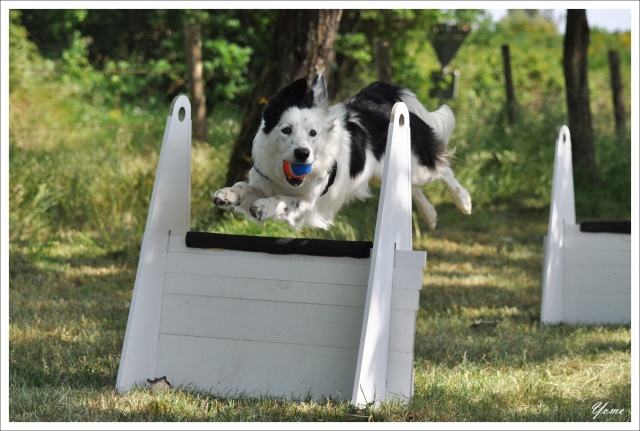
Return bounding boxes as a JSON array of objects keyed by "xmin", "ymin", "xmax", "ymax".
[
  {"xmin": 424, "ymin": 105, "xmax": 455, "ymax": 147},
  {"xmin": 400, "ymin": 92, "xmax": 456, "ymax": 147}
]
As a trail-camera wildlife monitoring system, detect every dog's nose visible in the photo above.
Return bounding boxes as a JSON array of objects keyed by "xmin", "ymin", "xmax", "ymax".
[{"xmin": 294, "ymin": 147, "xmax": 310, "ymax": 162}]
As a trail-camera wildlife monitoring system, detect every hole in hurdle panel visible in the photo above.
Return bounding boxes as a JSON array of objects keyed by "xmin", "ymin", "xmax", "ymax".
[
  {"xmin": 399, "ymin": 113, "xmax": 405, "ymax": 128},
  {"xmin": 178, "ymin": 107, "xmax": 186, "ymax": 121}
]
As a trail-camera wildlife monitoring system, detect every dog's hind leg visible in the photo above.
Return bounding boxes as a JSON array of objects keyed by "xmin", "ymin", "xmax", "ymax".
[
  {"xmin": 438, "ymin": 166, "xmax": 472, "ymax": 215},
  {"xmin": 412, "ymin": 186, "xmax": 438, "ymax": 230}
]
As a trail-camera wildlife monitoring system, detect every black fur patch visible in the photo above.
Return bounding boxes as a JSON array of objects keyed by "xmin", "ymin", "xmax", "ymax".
[
  {"xmin": 342, "ymin": 82, "xmax": 444, "ymax": 177},
  {"xmin": 262, "ymin": 78, "xmax": 314, "ymax": 134}
]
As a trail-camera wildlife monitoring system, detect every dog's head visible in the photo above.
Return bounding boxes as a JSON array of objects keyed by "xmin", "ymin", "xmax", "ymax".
[{"xmin": 253, "ymin": 73, "xmax": 335, "ymax": 189}]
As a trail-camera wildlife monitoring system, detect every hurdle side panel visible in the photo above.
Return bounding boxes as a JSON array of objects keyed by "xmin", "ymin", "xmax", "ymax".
[
  {"xmin": 353, "ymin": 102, "xmax": 415, "ymax": 407},
  {"xmin": 541, "ymin": 126, "xmax": 575, "ymax": 325},
  {"xmin": 116, "ymin": 95, "xmax": 192, "ymax": 392},
  {"xmin": 156, "ymin": 334, "xmax": 358, "ymax": 400},
  {"xmin": 561, "ymin": 227, "xmax": 631, "ymax": 325},
  {"xmin": 386, "ymin": 250, "xmax": 425, "ymax": 401}
]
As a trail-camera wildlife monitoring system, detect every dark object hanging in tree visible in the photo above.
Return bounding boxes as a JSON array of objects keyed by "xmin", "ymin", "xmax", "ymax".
[
  {"xmin": 430, "ymin": 23, "xmax": 470, "ymax": 69},
  {"xmin": 429, "ymin": 23, "xmax": 470, "ymax": 100}
]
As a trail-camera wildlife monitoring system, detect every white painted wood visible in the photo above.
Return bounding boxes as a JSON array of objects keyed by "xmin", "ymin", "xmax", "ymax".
[
  {"xmin": 563, "ymin": 263, "xmax": 630, "ymax": 294},
  {"xmin": 386, "ymin": 250, "xmax": 424, "ymax": 403},
  {"xmin": 352, "ymin": 103, "xmax": 426, "ymax": 407},
  {"xmin": 393, "ymin": 266, "xmax": 423, "ymax": 296},
  {"xmin": 116, "ymin": 96, "xmax": 191, "ymax": 392},
  {"xmin": 394, "ymin": 249, "xmax": 428, "ymax": 268},
  {"xmin": 156, "ymin": 334, "xmax": 358, "ymax": 400},
  {"xmin": 564, "ymin": 225, "xmax": 631, "ymax": 251},
  {"xmin": 540, "ymin": 126, "xmax": 574, "ymax": 325},
  {"xmin": 165, "ymin": 250, "xmax": 370, "ymax": 286},
  {"xmin": 388, "ymin": 310, "xmax": 418, "ymax": 353},
  {"xmin": 159, "ymin": 293, "xmax": 364, "ymax": 348},
  {"xmin": 562, "ymin": 292, "xmax": 631, "ymax": 325},
  {"xmin": 164, "ymin": 272, "xmax": 367, "ymax": 307},
  {"xmin": 385, "ymin": 351, "xmax": 415, "ymax": 400},
  {"xmin": 564, "ymin": 249, "xmax": 630, "ymax": 267},
  {"xmin": 391, "ymin": 288, "xmax": 421, "ymax": 312},
  {"xmin": 117, "ymin": 97, "xmax": 426, "ymax": 406},
  {"xmin": 541, "ymin": 126, "xmax": 631, "ymax": 326}
]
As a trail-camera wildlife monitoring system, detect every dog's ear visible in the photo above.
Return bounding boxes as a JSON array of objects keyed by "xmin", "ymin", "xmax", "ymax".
[
  {"xmin": 262, "ymin": 78, "xmax": 309, "ymax": 134},
  {"xmin": 269, "ymin": 77, "xmax": 308, "ymax": 111},
  {"xmin": 310, "ymin": 73, "xmax": 328, "ymax": 106}
]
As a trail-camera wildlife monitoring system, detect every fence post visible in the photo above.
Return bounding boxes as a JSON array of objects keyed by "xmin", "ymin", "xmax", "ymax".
[
  {"xmin": 501, "ymin": 44, "xmax": 517, "ymax": 124},
  {"xmin": 608, "ymin": 50, "xmax": 626, "ymax": 133},
  {"xmin": 185, "ymin": 23, "xmax": 208, "ymax": 143}
]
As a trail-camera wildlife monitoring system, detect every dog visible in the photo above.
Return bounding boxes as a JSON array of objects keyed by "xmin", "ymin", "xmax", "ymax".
[{"xmin": 213, "ymin": 72, "xmax": 472, "ymax": 230}]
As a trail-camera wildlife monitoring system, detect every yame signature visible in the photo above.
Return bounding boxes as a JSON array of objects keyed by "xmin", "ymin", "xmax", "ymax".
[{"xmin": 592, "ymin": 401, "xmax": 625, "ymax": 420}]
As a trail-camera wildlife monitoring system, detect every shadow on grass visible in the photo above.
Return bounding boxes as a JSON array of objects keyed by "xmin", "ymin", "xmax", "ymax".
[{"xmin": 9, "ymin": 246, "xmax": 135, "ymax": 393}]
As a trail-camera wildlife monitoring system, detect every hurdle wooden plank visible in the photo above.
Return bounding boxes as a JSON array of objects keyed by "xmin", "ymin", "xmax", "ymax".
[{"xmin": 155, "ymin": 335, "xmax": 358, "ymax": 399}]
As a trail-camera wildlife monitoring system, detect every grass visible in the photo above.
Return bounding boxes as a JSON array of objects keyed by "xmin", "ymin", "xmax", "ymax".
[
  {"xmin": 8, "ymin": 201, "xmax": 632, "ymax": 422},
  {"xmin": 8, "ymin": 106, "xmax": 633, "ymax": 423}
]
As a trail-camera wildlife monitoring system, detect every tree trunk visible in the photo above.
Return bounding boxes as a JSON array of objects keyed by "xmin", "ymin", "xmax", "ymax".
[
  {"xmin": 224, "ymin": 10, "xmax": 343, "ymax": 186},
  {"xmin": 563, "ymin": 9, "xmax": 596, "ymax": 177},
  {"xmin": 185, "ymin": 23, "xmax": 208, "ymax": 143},
  {"xmin": 501, "ymin": 44, "xmax": 517, "ymax": 124},
  {"xmin": 375, "ymin": 38, "xmax": 392, "ymax": 83}
]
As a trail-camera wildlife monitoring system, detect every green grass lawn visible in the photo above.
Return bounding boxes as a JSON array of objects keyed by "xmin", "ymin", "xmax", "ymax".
[{"xmin": 8, "ymin": 115, "xmax": 632, "ymax": 422}]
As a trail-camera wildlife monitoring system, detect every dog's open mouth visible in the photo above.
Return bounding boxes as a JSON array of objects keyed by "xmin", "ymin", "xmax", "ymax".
[{"xmin": 283, "ymin": 160, "xmax": 312, "ymax": 187}]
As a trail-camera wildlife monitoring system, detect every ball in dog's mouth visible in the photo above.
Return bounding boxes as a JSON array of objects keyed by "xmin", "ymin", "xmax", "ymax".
[{"xmin": 283, "ymin": 160, "xmax": 312, "ymax": 187}]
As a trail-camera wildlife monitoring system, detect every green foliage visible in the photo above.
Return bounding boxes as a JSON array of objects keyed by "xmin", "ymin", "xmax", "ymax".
[
  {"xmin": 18, "ymin": 9, "xmax": 274, "ymax": 106},
  {"xmin": 8, "ymin": 10, "xmax": 51, "ymax": 91},
  {"xmin": 203, "ymin": 38, "xmax": 253, "ymax": 101}
]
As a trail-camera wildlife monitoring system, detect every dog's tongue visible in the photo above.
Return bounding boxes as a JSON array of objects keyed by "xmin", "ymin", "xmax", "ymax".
[{"xmin": 283, "ymin": 161, "xmax": 312, "ymax": 186}]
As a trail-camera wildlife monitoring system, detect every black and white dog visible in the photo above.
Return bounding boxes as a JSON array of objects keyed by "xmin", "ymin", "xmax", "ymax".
[{"xmin": 213, "ymin": 73, "xmax": 472, "ymax": 230}]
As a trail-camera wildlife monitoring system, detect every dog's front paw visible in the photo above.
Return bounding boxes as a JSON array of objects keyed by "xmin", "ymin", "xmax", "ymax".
[
  {"xmin": 213, "ymin": 187, "xmax": 241, "ymax": 207},
  {"xmin": 250, "ymin": 198, "xmax": 286, "ymax": 222}
]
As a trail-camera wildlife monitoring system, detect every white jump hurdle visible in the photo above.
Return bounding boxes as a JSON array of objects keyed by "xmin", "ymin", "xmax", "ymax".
[
  {"xmin": 116, "ymin": 95, "xmax": 426, "ymax": 406},
  {"xmin": 540, "ymin": 126, "xmax": 631, "ymax": 326}
]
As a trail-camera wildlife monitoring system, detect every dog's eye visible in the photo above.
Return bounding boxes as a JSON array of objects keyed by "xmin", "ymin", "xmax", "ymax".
[
  {"xmin": 309, "ymin": 130, "xmax": 317, "ymax": 137},
  {"xmin": 281, "ymin": 127, "xmax": 292, "ymax": 135}
]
